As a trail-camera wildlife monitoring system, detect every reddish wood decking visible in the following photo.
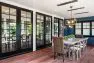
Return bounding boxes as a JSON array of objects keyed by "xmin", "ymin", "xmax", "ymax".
[{"xmin": 0, "ymin": 46, "xmax": 94, "ymax": 63}]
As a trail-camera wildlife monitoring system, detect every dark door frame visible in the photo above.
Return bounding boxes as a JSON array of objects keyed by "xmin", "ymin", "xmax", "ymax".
[
  {"xmin": 0, "ymin": 2, "xmax": 33, "ymax": 59},
  {"xmin": 36, "ymin": 12, "xmax": 52, "ymax": 50}
]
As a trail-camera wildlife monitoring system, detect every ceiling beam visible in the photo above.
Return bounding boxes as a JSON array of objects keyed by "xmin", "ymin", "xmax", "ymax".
[{"xmin": 57, "ymin": 0, "xmax": 78, "ymax": 6}]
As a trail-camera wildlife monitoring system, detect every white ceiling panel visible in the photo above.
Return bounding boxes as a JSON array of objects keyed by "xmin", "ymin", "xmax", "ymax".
[{"xmin": 5, "ymin": 0, "xmax": 94, "ymax": 18}]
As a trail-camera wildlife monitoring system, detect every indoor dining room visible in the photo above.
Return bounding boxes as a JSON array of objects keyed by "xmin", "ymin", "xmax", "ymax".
[{"xmin": 0, "ymin": 0, "xmax": 94, "ymax": 63}]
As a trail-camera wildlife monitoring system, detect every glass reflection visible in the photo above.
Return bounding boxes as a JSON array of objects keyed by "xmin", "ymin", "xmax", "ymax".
[
  {"xmin": 1, "ymin": 6, "xmax": 16, "ymax": 53},
  {"xmin": 54, "ymin": 18, "xmax": 58, "ymax": 37},
  {"xmin": 21, "ymin": 11, "xmax": 32, "ymax": 49},
  {"xmin": 59, "ymin": 19, "xmax": 63, "ymax": 36},
  {"xmin": 45, "ymin": 16, "xmax": 51, "ymax": 44},
  {"xmin": 36, "ymin": 14, "xmax": 44, "ymax": 47}
]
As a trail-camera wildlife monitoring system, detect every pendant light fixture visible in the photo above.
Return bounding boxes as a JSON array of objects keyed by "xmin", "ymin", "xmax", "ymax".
[{"xmin": 66, "ymin": 6, "xmax": 77, "ymax": 27}]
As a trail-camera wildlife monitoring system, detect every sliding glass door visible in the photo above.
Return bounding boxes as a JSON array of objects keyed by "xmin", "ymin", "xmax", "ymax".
[
  {"xmin": 21, "ymin": 10, "xmax": 33, "ymax": 49},
  {"xmin": 1, "ymin": 6, "xmax": 17, "ymax": 53}
]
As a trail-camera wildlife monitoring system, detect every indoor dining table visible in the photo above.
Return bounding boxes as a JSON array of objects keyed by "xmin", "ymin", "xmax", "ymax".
[
  {"xmin": 63, "ymin": 38, "xmax": 88, "ymax": 60},
  {"xmin": 64, "ymin": 38, "xmax": 88, "ymax": 46}
]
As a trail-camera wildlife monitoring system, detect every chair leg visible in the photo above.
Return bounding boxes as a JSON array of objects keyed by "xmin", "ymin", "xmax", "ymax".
[
  {"xmin": 62, "ymin": 54, "xmax": 65, "ymax": 62},
  {"xmin": 54, "ymin": 52, "xmax": 56, "ymax": 59},
  {"xmin": 72, "ymin": 51, "xmax": 75, "ymax": 60},
  {"xmin": 79, "ymin": 50, "xmax": 81, "ymax": 58},
  {"xmin": 76, "ymin": 50, "xmax": 79, "ymax": 60},
  {"xmin": 68, "ymin": 50, "xmax": 71, "ymax": 60}
]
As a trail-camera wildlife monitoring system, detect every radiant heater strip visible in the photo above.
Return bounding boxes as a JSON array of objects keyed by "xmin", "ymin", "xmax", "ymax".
[
  {"xmin": 68, "ymin": 7, "xmax": 85, "ymax": 11},
  {"xmin": 57, "ymin": 0, "xmax": 78, "ymax": 6},
  {"xmin": 76, "ymin": 12, "xmax": 89, "ymax": 14}
]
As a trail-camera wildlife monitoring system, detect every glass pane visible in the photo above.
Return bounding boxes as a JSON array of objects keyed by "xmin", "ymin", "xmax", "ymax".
[
  {"xmin": 2, "ymin": 22, "xmax": 9, "ymax": 30},
  {"xmin": 10, "ymin": 8, "xmax": 16, "ymax": 15},
  {"xmin": 21, "ymin": 11, "xmax": 26, "ymax": 17},
  {"xmin": 83, "ymin": 23, "xmax": 90, "ymax": 28},
  {"xmin": 92, "ymin": 29, "xmax": 94, "ymax": 35},
  {"xmin": 54, "ymin": 20, "xmax": 58, "ymax": 37},
  {"xmin": 83, "ymin": 25, "xmax": 87, "ymax": 28},
  {"xmin": 27, "ymin": 25, "xmax": 32, "ymax": 35},
  {"xmin": 45, "ymin": 17, "xmax": 51, "ymax": 44},
  {"xmin": 2, "ymin": 29, "xmax": 9, "ymax": 38},
  {"xmin": 21, "ymin": 10, "xmax": 32, "ymax": 49},
  {"xmin": 83, "ymin": 22, "xmax": 90, "ymax": 35},
  {"xmin": 26, "ymin": 18, "xmax": 31, "ymax": 23},
  {"xmin": 76, "ymin": 23, "xmax": 81, "ymax": 28},
  {"xmin": 10, "ymin": 16, "xmax": 16, "ymax": 22},
  {"xmin": 54, "ymin": 18, "xmax": 58, "ymax": 37},
  {"xmin": 41, "ymin": 16, "xmax": 44, "ymax": 20},
  {"xmin": 59, "ymin": 20, "xmax": 63, "ymax": 36},
  {"xmin": 2, "ymin": 14, "xmax": 9, "ymax": 21},
  {"xmin": 9, "ymin": 23, "xmax": 16, "ymax": 37},
  {"xmin": 21, "ymin": 17, "xmax": 26, "ymax": 23},
  {"xmin": 36, "ymin": 14, "xmax": 44, "ymax": 47},
  {"xmin": 2, "ymin": 6, "xmax": 9, "ymax": 14},
  {"xmin": 37, "ymin": 15, "xmax": 40, "ymax": 19},
  {"xmin": 83, "ymin": 29, "xmax": 90, "ymax": 35},
  {"xmin": 27, "ymin": 12, "xmax": 31, "ymax": 18},
  {"xmin": 75, "ymin": 29, "xmax": 81, "ymax": 35},
  {"xmin": 92, "ymin": 22, "xmax": 94, "ymax": 35},
  {"xmin": 1, "ymin": 7, "xmax": 17, "ymax": 53},
  {"xmin": 36, "ymin": 21, "xmax": 44, "ymax": 46},
  {"xmin": 92, "ymin": 22, "xmax": 94, "ymax": 28}
]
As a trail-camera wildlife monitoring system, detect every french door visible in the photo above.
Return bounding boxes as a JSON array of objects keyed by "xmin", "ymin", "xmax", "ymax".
[
  {"xmin": 54, "ymin": 17, "xmax": 63, "ymax": 37},
  {"xmin": 45, "ymin": 16, "xmax": 52, "ymax": 45},
  {"xmin": 36, "ymin": 13, "xmax": 44, "ymax": 48},
  {"xmin": 0, "ymin": 3, "xmax": 33, "ymax": 57},
  {"xmin": 36, "ymin": 13, "xmax": 52, "ymax": 49},
  {"xmin": 21, "ymin": 10, "xmax": 33, "ymax": 49},
  {"xmin": 1, "ymin": 6, "xmax": 17, "ymax": 53}
]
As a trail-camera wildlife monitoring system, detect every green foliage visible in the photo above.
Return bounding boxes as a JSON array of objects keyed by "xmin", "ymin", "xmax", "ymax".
[
  {"xmin": 64, "ymin": 34, "xmax": 75, "ymax": 40},
  {"xmin": 9, "ymin": 25, "xmax": 16, "ymax": 36},
  {"xmin": 27, "ymin": 24, "xmax": 32, "ymax": 35}
]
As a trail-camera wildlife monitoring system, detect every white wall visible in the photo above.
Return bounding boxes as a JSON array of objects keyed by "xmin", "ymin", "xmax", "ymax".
[{"xmin": 0, "ymin": 0, "xmax": 64, "ymax": 51}]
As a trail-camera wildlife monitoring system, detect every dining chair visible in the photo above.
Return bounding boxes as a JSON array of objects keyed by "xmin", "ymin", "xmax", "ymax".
[
  {"xmin": 75, "ymin": 35, "xmax": 83, "ymax": 38},
  {"xmin": 81, "ymin": 39, "xmax": 87, "ymax": 51},
  {"xmin": 74, "ymin": 38, "xmax": 88, "ymax": 54},
  {"xmin": 52, "ymin": 37, "xmax": 68, "ymax": 62},
  {"xmin": 69, "ymin": 45, "xmax": 81, "ymax": 60}
]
